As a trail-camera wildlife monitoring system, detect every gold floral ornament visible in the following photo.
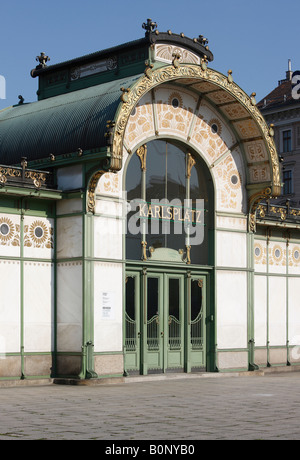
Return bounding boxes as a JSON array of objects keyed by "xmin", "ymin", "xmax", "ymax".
[
  {"xmin": 24, "ymin": 220, "xmax": 53, "ymax": 248},
  {"xmin": 0, "ymin": 217, "xmax": 20, "ymax": 246}
]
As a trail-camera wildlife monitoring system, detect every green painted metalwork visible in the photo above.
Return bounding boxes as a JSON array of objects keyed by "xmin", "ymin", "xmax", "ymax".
[
  {"xmin": 124, "ymin": 267, "xmax": 208, "ymax": 375},
  {"xmin": 0, "ymin": 74, "xmax": 142, "ymax": 165}
]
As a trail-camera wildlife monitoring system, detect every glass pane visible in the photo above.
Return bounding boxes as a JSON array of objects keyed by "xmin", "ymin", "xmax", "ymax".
[
  {"xmin": 146, "ymin": 141, "xmax": 186, "ymax": 252},
  {"xmin": 126, "ymin": 153, "xmax": 142, "ymax": 260},
  {"xmin": 126, "ymin": 153, "xmax": 142, "ymax": 201},
  {"xmin": 190, "ymin": 279, "xmax": 203, "ymax": 349},
  {"xmin": 190, "ymin": 160, "xmax": 211, "ymax": 265},
  {"xmin": 169, "ymin": 278, "xmax": 180, "ymax": 320},
  {"xmin": 125, "ymin": 277, "xmax": 135, "ymax": 320},
  {"xmin": 166, "ymin": 143, "xmax": 186, "ymax": 201},
  {"xmin": 125, "ymin": 277, "xmax": 136, "ymax": 351},
  {"xmin": 169, "ymin": 278, "xmax": 181, "ymax": 350},
  {"xmin": 147, "ymin": 277, "xmax": 159, "ymax": 350}
]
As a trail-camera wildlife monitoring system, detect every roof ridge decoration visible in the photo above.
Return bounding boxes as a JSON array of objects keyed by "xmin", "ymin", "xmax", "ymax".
[{"xmin": 142, "ymin": 18, "xmax": 158, "ymax": 36}]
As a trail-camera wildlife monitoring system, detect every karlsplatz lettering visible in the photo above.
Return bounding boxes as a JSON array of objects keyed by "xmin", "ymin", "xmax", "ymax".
[{"xmin": 139, "ymin": 203, "xmax": 203, "ymax": 224}]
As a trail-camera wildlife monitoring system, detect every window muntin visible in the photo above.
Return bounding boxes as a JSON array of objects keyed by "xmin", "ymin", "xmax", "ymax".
[
  {"xmin": 283, "ymin": 130, "xmax": 292, "ymax": 153},
  {"xmin": 283, "ymin": 169, "xmax": 293, "ymax": 195}
]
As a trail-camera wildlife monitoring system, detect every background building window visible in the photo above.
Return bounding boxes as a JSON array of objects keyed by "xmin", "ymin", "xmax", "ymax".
[
  {"xmin": 283, "ymin": 130, "xmax": 292, "ymax": 153},
  {"xmin": 283, "ymin": 169, "xmax": 293, "ymax": 195}
]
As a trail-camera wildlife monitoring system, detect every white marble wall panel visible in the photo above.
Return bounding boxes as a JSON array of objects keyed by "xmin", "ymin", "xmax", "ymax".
[
  {"xmin": 57, "ymin": 262, "xmax": 82, "ymax": 352},
  {"xmin": 288, "ymin": 278, "xmax": 300, "ymax": 353},
  {"xmin": 24, "ymin": 262, "xmax": 54, "ymax": 352},
  {"xmin": 95, "ymin": 198, "xmax": 124, "ymax": 218},
  {"xmin": 56, "ymin": 198, "xmax": 83, "ymax": 215},
  {"xmin": 23, "ymin": 216, "xmax": 54, "ymax": 260},
  {"xmin": 0, "ymin": 260, "xmax": 20, "ymax": 353},
  {"xmin": 57, "ymin": 165, "xmax": 83, "ymax": 191},
  {"xmin": 94, "ymin": 262, "xmax": 123, "ymax": 353},
  {"xmin": 254, "ymin": 275, "xmax": 267, "ymax": 347},
  {"xmin": 216, "ymin": 271, "xmax": 248, "ymax": 349},
  {"xmin": 56, "ymin": 216, "xmax": 82, "ymax": 259},
  {"xmin": 216, "ymin": 231, "xmax": 247, "ymax": 268},
  {"xmin": 0, "ymin": 213, "xmax": 21, "ymax": 257},
  {"xmin": 268, "ymin": 276, "xmax": 286, "ymax": 346},
  {"xmin": 94, "ymin": 216, "xmax": 122, "ymax": 260}
]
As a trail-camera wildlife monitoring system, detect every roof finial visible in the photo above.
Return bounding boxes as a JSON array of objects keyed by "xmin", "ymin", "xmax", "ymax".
[
  {"xmin": 36, "ymin": 52, "xmax": 50, "ymax": 68},
  {"xmin": 142, "ymin": 18, "xmax": 157, "ymax": 36}
]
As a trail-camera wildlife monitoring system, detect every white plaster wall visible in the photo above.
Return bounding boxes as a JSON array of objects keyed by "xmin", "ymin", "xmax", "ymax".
[
  {"xmin": 254, "ymin": 275, "xmax": 267, "ymax": 347},
  {"xmin": 216, "ymin": 271, "xmax": 248, "ymax": 349},
  {"xmin": 94, "ymin": 262, "xmax": 123, "ymax": 353},
  {"xmin": 0, "ymin": 260, "xmax": 20, "ymax": 353},
  {"xmin": 56, "ymin": 262, "xmax": 82, "ymax": 352},
  {"xmin": 24, "ymin": 262, "xmax": 54, "ymax": 352},
  {"xmin": 268, "ymin": 276, "xmax": 286, "ymax": 346},
  {"xmin": 216, "ymin": 231, "xmax": 247, "ymax": 268},
  {"xmin": 56, "ymin": 216, "xmax": 82, "ymax": 259},
  {"xmin": 57, "ymin": 165, "xmax": 83, "ymax": 191}
]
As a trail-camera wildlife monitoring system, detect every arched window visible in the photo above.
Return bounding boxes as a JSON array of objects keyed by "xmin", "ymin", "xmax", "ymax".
[{"xmin": 126, "ymin": 140, "xmax": 213, "ymax": 265}]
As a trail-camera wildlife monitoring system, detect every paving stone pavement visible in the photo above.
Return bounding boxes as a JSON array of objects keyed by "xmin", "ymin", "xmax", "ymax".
[{"xmin": 0, "ymin": 372, "xmax": 300, "ymax": 441}]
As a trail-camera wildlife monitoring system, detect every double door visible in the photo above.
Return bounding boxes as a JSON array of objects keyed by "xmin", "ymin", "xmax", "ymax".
[{"xmin": 125, "ymin": 269, "xmax": 206, "ymax": 375}]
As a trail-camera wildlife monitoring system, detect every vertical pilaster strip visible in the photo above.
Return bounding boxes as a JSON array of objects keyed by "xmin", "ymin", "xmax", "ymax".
[
  {"xmin": 286, "ymin": 235, "xmax": 290, "ymax": 365},
  {"xmin": 53, "ymin": 203, "xmax": 57, "ymax": 377},
  {"xmin": 266, "ymin": 230, "xmax": 270, "ymax": 366},
  {"xmin": 20, "ymin": 202, "xmax": 25, "ymax": 379}
]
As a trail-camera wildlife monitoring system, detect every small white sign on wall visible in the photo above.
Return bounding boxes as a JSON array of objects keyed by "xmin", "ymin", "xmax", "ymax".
[{"xmin": 101, "ymin": 291, "xmax": 116, "ymax": 320}]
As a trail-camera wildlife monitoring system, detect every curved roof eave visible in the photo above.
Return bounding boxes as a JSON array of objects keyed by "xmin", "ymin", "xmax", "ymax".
[
  {"xmin": 0, "ymin": 74, "xmax": 143, "ymax": 166},
  {"xmin": 110, "ymin": 64, "xmax": 281, "ymax": 207}
]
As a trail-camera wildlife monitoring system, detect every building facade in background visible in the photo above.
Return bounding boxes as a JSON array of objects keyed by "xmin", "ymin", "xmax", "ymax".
[
  {"xmin": 0, "ymin": 21, "xmax": 299, "ymax": 384},
  {"xmin": 258, "ymin": 61, "xmax": 300, "ymax": 205}
]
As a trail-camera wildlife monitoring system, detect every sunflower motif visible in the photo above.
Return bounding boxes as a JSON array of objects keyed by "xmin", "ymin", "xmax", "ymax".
[
  {"xmin": 168, "ymin": 92, "xmax": 183, "ymax": 110},
  {"xmin": 272, "ymin": 245, "xmax": 283, "ymax": 263},
  {"xmin": 29, "ymin": 220, "xmax": 49, "ymax": 246},
  {"xmin": 209, "ymin": 118, "xmax": 222, "ymax": 137},
  {"xmin": 0, "ymin": 217, "xmax": 14, "ymax": 244},
  {"xmin": 292, "ymin": 247, "xmax": 300, "ymax": 265}
]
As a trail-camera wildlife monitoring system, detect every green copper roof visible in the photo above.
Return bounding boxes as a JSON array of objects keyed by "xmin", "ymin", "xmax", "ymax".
[{"xmin": 0, "ymin": 74, "xmax": 142, "ymax": 165}]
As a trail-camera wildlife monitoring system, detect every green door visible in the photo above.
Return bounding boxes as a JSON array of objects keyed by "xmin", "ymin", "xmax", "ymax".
[
  {"xmin": 124, "ymin": 272, "xmax": 141, "ymax": 373},
  {"xmin": 186, "ymin": 275, "xmax": 206, "ymax": 372},
  {"xmin": 145, "ymin": 273, "xmax": 185, "ymax": 374},
  {"xmin": 124, "ymin": 269, "xmax": 206, "ymax": 375}
]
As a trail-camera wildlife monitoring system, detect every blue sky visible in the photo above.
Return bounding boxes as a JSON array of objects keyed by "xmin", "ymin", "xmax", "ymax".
[{"xmin": 0, "ymin": 0, "xmax": 299, "ymax": 109}]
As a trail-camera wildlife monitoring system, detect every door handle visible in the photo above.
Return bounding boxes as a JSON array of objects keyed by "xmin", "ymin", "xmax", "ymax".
[{"xmin": 161, "ymin": 331, "xmax": 164, "ymax": 337}]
